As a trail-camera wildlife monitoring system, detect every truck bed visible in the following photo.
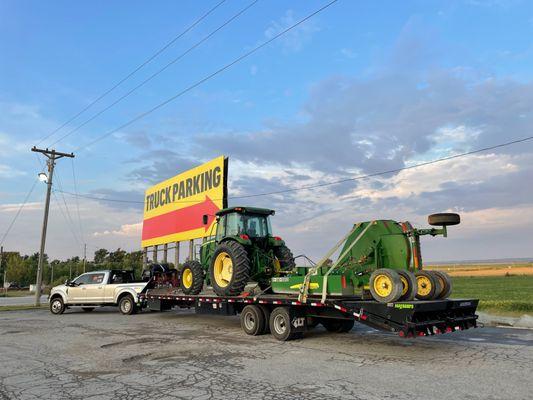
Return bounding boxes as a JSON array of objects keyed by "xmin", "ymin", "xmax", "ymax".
[{"xmin": 140, "ymin": 286, "xmax": 479, "ymax": 338}]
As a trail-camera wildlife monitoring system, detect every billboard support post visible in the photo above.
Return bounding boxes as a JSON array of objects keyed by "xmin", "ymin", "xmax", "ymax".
[
  {"xmin": 163, "ymin": 244, "xmax": 168, "ymax": 263},
  {"xmin": 188, "ymin": 240, "xmax": 194, "ymax": 261},
  {"xmin": 174, "ymin": 242, "xmax": 180, "ymax": 267},
  {"xmin": 153, "ymin": 245, "xmax": 158, "ymax": 263},
  {"xmin": 142, "ymin": 248, "xmax": 147, "ymax": 269}
]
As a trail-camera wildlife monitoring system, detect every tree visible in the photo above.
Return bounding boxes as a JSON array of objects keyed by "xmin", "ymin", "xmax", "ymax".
[{"xmin": 94, "ymin": 249, "xmax": 109, "ymax": 265}]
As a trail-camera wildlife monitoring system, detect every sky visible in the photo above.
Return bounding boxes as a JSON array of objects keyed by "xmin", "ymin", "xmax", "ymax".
[{"xmin": 1, "ymin": 0, "xmax": 533, "ymax": 263}]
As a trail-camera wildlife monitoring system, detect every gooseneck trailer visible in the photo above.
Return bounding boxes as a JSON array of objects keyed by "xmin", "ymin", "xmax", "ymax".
[{"xmin": 139, "ymin": 287, "xmax": 479, "ymax": 341}]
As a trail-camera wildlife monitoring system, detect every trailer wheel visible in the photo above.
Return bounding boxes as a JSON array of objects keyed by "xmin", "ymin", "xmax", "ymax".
[
  {"xmin": 431, "ymin": 271, "xmax": 452, "ymax": 299},
  {"xmin": 240, "ymin": 305, "xmax": 266, "ymax": 336},
  {"xmin": 322, "ymin": 319, "xmax": 355, "ymax": 333},
  {"xmin": 118, "ymin": 295, "xmax": 137, "ymax": 315},
  {"xmin": 180, "ymin": 260, "xmax": 204, "ymax": 295},
  {"xmin": 369, "ymin": 269, "xmax": 403, "ymax": 303},
  {"xmin": 415, "ymin": 271, "xmax": 437, "ymax": 300},
  {"xmin": 210, "ymin": 241, "xmax": 250, "ymax": 296},
  {"xmin": 397, "ymin": 270, "xmax": 417, "ymax": 301},
  {"xmin": 269, "ymin": 307, "xmax": 301, "ymax": 341}
]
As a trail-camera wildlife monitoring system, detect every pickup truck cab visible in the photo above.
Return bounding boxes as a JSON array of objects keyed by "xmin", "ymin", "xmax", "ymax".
[{"xmin": 49, "ymin": 270, "xmax": 147, "ymax": 315}]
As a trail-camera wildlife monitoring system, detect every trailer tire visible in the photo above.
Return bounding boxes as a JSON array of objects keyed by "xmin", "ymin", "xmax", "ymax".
[
  {"xmin": 415, "ymin": 271, "xmax": 437, "ymax": 300},
  {"xmin": 274, "ymin": 245, "xmax": 296, "ymax": 271},
  {"xmin": 241, "ymin": 305, "xmax": 266, "ymax": 336},
  {"xmin": 118, "ymin": 294, "xmax": 137, "ymax": 315},
  {"xmin": 322, "ymin": 319, "xmax": 355, "ymax": 333},
  {"xmin": 431, "ymin": 271, "xmax": 452, "ymax": 299},
  {"xmin": 428, "ymin": 213, "xmax": 460, "ymax": 226},
  {"xmin": 210, "ymin": 241, "xmax": 250, "ymax": 296},
  {"xmin": 258, "ymin": 305, "xmax": 271, "ymax": 334},
  {"xmin": 397, "ymin": 270, "xmax": 417, "ymax": 301},
  {"xmin": 180, "ymin": 260, "xmax": 204, "ymax": 295},
  {"xmin": 49, "ymin": 296, "xmax": 65, "ymax": 315},
  {"xmin": 369, "ymin": 269, "xmax": 403, "ymax": 303},
  {"xmin": 269, "ymin": 307, "xmax": 301, "ymax": 341}
]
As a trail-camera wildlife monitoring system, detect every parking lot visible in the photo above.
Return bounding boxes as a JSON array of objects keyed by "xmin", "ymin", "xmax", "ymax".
[{"xmin": 0, "ymin": 307, "xmax": 532, "ymax": 400}]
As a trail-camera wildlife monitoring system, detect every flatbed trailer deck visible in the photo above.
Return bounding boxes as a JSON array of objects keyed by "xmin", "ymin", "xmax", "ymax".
[{"xmin": 139, "ymin": 287, "xmax": 479, "ymax": 341}]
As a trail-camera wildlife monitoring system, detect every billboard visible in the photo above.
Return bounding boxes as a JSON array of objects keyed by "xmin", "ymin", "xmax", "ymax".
[{"xmin": 141, "ymin": 156, "xmax": 228, "ymax": 248}]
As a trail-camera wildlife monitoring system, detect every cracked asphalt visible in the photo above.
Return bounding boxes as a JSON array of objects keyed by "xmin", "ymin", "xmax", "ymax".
[{"xmin": 0, "ymin": 308, "xmax": 532, "ymax": 400}]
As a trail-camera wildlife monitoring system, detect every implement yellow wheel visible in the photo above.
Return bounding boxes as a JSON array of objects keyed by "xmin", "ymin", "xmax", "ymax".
[
  {"xmin": 369, "ymin": 269, "xmax": 403, "ymax": 303},
  {"xmin": 182, "ymin": 268, "xmax": 193, "ymax": 289},
  {"xmin": 415, "ymin": 271, "xmax": 437, "ymax": 300},
  {"xmin": 213, "ymin": 251, "xmax": 234, "ymax": 288}
]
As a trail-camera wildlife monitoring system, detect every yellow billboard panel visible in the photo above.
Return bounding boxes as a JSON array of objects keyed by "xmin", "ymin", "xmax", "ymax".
[{"xmin": 141, "ymin": 156, "xmax": 227, "ymax": 247}]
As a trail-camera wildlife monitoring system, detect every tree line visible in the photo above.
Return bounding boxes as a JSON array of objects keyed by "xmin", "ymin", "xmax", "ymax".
[{"xmin": 1, "ymin": 248, "xmax": 147, "ymax": 288}]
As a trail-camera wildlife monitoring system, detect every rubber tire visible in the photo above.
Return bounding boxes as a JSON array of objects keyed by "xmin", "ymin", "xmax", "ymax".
[
  {"xmin": 82, "ymin": 307, "xmax": 95, "ymax": 312},
  {"xmin": 397, "ymin": 270, "xmax": 417, "ymax": 301},
  {"xmin": 209, "ymin": 241, "xmax": 250, "ymax": 296},
  {"xmin": 274, "ymin": 245, "xmax": 296, "ymax": 271},
  {"xmin": 322, "ymin": 319, "xmax": 355, "ymax": 333},
  {"xmin": 431, "ymin": 270, "xmax": 453, "ymax": 299},
  {"xmin": 240, "ymin": 305, "xmax": 266, "ymax": 336},
  {"xmin": 118, "ymin": 295, "xmax": 137, "ymax": 315},
  {"xmin": 49, "ymin": 296, "xmax": 65, "ymax": 315},
  {"xmin": 258, "ymin": 305, "xmax": 271, "ymax": 334},
  {"xmin": 180, "ymin": 260, "xmax": 204, "ymax": 295},
  {"xmin": 269, "ymin": 307, "xmax": 301, "ymax": 341},
  {"xmin": 369, "ymin": 269, "xmax": 403, "ymax": 303},
  {"xmin": 415, "ymin": 271, "xmax": 437, "ymax": 300},
  {"xmin": 428, "ymin": 213, "xmax": 460, "ymax": 226}
]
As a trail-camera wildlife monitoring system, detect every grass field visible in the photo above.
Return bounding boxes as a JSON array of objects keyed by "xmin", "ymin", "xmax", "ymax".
[
  {"xmin": 0, "ymin": 290, "xmax": 32, "ymax": 298},
  {"xmin": 452, "ymin": 275, "xmax": 533, "ymax": 314},
  {"xmin": 429, "ymin": 262, "xmax": 533, "ymax": 277}
]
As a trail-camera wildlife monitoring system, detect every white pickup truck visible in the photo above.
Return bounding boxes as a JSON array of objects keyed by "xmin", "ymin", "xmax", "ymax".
[{"xmin": 49, "ymin": 270, "xmax": 148, "ymax": 315}]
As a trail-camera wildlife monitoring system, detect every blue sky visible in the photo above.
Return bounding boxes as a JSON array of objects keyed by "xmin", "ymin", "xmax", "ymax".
[{"xmin": 1, "ymin": 0, "xmax": 533, "ymax": 261}]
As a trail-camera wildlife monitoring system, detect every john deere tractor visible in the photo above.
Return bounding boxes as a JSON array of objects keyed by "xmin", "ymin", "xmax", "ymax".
[{"xmin": 179, "ymin": 207, "xmax": 295, "ymax": 296}]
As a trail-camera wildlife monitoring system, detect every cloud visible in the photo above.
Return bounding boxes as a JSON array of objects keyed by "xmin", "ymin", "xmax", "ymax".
[
  {"xmin": 0, "ymin": 164, "xmax": 27, "ymax": 178},
  {"xmin": 263, "ymin": 10, "xmax": 320, "ymax": 52},
  {"xmin": 93, "ymin": 222, "xmax": 142, "ymax": 238}
]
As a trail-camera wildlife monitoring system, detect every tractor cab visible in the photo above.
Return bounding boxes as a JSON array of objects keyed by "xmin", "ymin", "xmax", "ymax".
[{"xmin": 214, "ymin": 207, "xmax": 275, "ymax": 242}]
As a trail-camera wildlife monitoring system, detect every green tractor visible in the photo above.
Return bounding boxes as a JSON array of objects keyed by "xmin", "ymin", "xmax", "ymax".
[{"xmin": 179, "ymin": 207, "xmax": 295, "ymax": 296}]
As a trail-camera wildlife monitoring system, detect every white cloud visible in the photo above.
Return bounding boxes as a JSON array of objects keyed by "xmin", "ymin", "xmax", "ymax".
[
  {"xmin": 264, "ymin": 10, "xmax": 320, "ymax": 52},
  {"xmin": 93, "ymin": 222, "xmax": 142, "ymax": 238}
]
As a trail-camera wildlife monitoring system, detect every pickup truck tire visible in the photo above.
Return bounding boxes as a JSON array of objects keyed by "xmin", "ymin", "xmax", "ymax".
[
  {"xmin": 49, "ymin": 296, "xmax": 65, "ymax": 315},
  {"xmin": 118, "ymin": 294, "xmax": 137, "ymax": 315},
  {"xmin": 82, "ymin": 307, "xmax": 95, "ymax": 312}
]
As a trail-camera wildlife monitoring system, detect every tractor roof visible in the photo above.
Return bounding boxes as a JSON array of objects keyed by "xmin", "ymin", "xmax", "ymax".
[{"xmin": 216, "ymin": 206, "xmax": 275, "ymax": 216}]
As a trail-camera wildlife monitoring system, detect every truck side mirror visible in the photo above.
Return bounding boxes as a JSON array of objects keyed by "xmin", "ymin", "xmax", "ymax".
[{"xmin": 202, "ymin": 214, "xmax": 209, "ymax": 225}]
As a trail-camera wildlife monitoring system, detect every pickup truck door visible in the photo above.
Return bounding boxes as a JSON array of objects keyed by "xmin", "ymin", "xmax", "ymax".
[
  {"xmin": 67, "ymin": 273, "xmax": 91, "ymax": 303},
  {"xmin": 83, "ymin": 272, "xmax": 107, "ymax": 303}
]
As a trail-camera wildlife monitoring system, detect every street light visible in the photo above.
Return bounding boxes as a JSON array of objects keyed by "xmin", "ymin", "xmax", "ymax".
[{"xmin": 38, "ymin": 172, "xmax": 48, "ymax": 182}]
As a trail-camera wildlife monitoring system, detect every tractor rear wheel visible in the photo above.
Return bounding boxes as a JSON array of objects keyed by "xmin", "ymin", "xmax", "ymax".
[
  {"xmin": 431, "ymin": 270, "xmax": 453, "ymax": 299},
  {"xmin": 415, "ymin": 271, "xmax": 438, "ymax": 300},
  {"xmin": 369, "ymin": 269, "xmax": 403, "ymax": 303},
  {"xmin": 274, "ymin": 245, "xmax": 296, "ymax": 271},
  {"xmin": 180, "ymin": 260, "xmax": 204, "ymax": 295},
  {"xmin": 397, "ymin": 270, "xmax": 417, "ymax": 301},
  {"xmin": 209, "ymin": 241, "xmax": 250, "ymax": 296}
]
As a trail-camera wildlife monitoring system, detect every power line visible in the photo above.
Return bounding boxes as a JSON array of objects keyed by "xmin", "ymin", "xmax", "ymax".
[
  {"xmin": 51, "ymin": 190, "xmax": 82, "ymax": 248},
  {"xmin": 70, "ymin": 159, "xmax": 85, "ymax": 243},
  {"xmin": 56, "ymin": 134, "xmax": 533, "ymax": 204},
  {"xmin": 37, "ymin": 0, "xmax": 228, "ymax": 146},
  {"xmin": 53, "ymin": 168, "xmax": 83, "ymax": 247},
  {"xmin": 0, "ymin": 178, "xmax": 39, "ymax": 247},
  {"xmin": 74, "ymin": 0, "xmax": 340, "ymax": 152},
  {"xmin": 49, "ymin": 0, "xmax": 259, "ymax": 147}
]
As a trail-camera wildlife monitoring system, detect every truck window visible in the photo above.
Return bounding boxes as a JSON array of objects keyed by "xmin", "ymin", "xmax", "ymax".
[
  {"xmin": 87, "ymin": 273, "xmax": 105, "ymax": 284},
  {"xmin": 216, "ymin": 215, "xmax": 226, "ymax": 241},
  {"xmin": 226, "ymin": 213, "xmax": 245, "ymax": 236},
  {"xmin": 72, "ymin": 274, "xmax": 91, "ymax": 285}
]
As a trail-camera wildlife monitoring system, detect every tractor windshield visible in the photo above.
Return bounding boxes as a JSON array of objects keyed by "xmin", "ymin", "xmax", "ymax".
[{"xmin": 226, "ymin": 213, "xmax": 272, "ymax": 238}]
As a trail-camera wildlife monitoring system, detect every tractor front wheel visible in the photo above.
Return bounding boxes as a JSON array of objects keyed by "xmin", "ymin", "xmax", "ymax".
[
  {"xmin": 369, "ymin": 269, "xmax": 403, "ymax": 303},
  {"xmin": 180, "ymin": 260, "xmax": 204, "ymax": 295},
  {"xmin": 209, "ymin": 241, "xmax": 250, "ymax": 296}
]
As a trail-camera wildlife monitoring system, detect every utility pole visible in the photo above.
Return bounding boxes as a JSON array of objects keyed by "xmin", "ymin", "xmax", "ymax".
[
  {"xmin": 32, "ymin": 147, "xmax": 74, "ymax": 306},
  {"xmin": 1, "ymin": 246, "xmax": 5, "ymax": 296},
  {"xmin": 83, "ymin": 243, "xmax": 87, "ymax": 273}
]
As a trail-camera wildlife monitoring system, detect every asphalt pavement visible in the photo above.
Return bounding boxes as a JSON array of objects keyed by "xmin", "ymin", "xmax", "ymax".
[{"xmin": 0, "ymin": 307, "xmax": 531, "ymax": 400}]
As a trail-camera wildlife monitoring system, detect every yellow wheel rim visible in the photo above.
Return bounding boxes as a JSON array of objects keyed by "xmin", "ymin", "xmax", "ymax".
[
  {"xmin": 213, "ymin": 251, "xmax": 233, "ymax": 288},
  {"xmin": 399, "ymin": 275, "xmax": 408, "ymax": 296},
  {"xmin": 182, "ymin": 268, "xmax": 193, "ymax": 289},
  {"xmin": 417, "ymin": 275, "xmax": 432, "ymax": 297},
  {"xmin": 273, "ymin": 258, "xmax": 281, "ymax": 274},
  {"xmin": 373, "ymin": 274, "xmax": 393, "ymax": 298}
]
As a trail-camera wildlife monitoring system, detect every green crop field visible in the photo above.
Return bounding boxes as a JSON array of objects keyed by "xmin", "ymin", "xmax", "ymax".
[{"xmin": 452, "ymin": 275, "xmax": 533, "ymax": 314}]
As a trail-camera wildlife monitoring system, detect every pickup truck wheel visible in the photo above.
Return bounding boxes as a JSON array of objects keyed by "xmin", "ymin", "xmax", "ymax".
[
  {"xmin": 119, "ymin": 295, "xmax": 137, "ymax": 315},
  {"xmin": 49, "ymin": 297, "xmax": 65, "ymax": 315},
  {"xmin": 82, "ymin": 307, "xmax": 95, "ymax": 312}
]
